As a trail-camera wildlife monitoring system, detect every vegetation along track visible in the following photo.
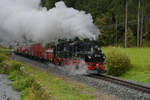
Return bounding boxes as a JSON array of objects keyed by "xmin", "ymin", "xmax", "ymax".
[{"xmin": 88, "ymin": 74, "xmax": 150, "ymax": 94}]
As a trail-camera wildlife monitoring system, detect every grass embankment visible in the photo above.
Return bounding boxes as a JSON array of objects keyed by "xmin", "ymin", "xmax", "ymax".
[
  {"xmin": 102, "ymin": 47, "xmax": 150, "ymax": 84},
  {"xmin": 0, "ymin": 47, "xmax": 105, "ymax": 100},
  {"xmin": 23, "ymin": 65, "xmax": 96, "ymax": 100},
  {"xmin": 0, "ymin": 46, "xmax": 12, "ymax": 55}
]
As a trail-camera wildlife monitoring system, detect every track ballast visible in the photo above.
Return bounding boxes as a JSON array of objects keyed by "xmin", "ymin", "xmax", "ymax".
[{"xmin": 88, "ymin": 74, "xmax": 150, "ymax": 93}]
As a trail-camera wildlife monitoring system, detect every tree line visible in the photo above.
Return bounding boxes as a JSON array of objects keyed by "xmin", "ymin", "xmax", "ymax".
[{"xmin": 41, "ymin": 0, "xmax": 150, "ymax": 47}]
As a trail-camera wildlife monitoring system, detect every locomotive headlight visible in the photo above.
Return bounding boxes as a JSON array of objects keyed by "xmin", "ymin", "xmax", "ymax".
[
  {"xmin": 103, "ymin": 55, "xmax": 106, "ymax": 59},
  {"xmin": 88, "ymin": 56, "xmax": 91, "ymax": 59}
]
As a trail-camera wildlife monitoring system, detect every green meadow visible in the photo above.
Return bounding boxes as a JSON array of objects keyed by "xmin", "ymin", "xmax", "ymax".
[{"xmin": 102, "ymin": 47, "xmax": 150, "ymax": 84}]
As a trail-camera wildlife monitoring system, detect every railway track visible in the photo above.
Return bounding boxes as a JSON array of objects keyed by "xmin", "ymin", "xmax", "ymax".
[
  {"xmin": 13, "ymin": 55, "xmax": 150, "ymax": 94},
  {"xmin": 88, "ymin": 74, "xmax": 150, "ymax": 94},
  {"xmin": 12, "ymin": 55, "xmax": 150, "ymax": 99}
]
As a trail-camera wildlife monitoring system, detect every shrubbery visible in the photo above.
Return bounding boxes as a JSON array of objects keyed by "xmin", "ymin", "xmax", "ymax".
[
  {"xmin": 29, "ymin": 82, "xmax": 51, "ymax": 100},
  {"xmin": 0, "ymin": 62, "xmax": 9, "ymax": 74},
  {"xmin": 8, "ymin": 70, "xmax": 23, "ymax": 81},
  {"xmin": 106, "ymin": 48, "xmax": 131, "ymax": 76},
  {"xmin": 11, "ymin": 76, "xmax": 34, "ymax": 91},
  {"xmin": 0, "ymin": 49, "xmax": 50, "ymax": 100},
  {"xmin": 0, "ymin": 54, "xmax": 9, "ymax": 74},
  {"xmin": 7, "ymin": 61, "xmax": 50, "ymax": 100},
  {"xmin": 0, "ymin": 59, "xmax": 50, "ymax": 100},
  {"xmin": 7, "ymin": 62, "xmax": 34, "ymax": 91},
  {"xmin": 0, "ymin": 54, "xmax": 8, "ymax": 63},
  {"xmin": 9, "ymin": 61, "xmax": 22, "ymax": 72}
]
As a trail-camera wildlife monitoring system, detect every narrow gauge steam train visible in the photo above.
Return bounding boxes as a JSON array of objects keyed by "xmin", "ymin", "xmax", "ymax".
[{"xmin": 15, "ymin": 39, "xmax": 106, "ymax": 74}]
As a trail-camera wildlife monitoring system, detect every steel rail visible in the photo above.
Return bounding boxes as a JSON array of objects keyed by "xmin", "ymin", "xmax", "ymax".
[
  {"xmin": 13, "ymin": 54, "xmax": 150, "ymax": 94},
  {"xmin": 88, "ymin": 74, "xmax": 150, "ymax": 93}
]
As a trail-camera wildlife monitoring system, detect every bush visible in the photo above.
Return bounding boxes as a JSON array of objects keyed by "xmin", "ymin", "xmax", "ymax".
[
  {"xmin": 0, "ymin": 62, "xmax": 9, "ymax": 74},
  {"xmin": 22, "ymin": 82, "xmax": 51, "ymax": 100},
  {"xmin": 0, "ymin": 54, "xmax": 9, "ymax": 74},
  {"xmin": 8, "ymin": 70, "xmax": 23, "ymax": 81},
  {"xmin": 9, "ymin": 61, "xmax": 22, "ymax": 73},
  {"xmin": 31, "ymin": 82, "xmax": 52, "ymax": 100},
  {"xmin": 11, "ymin": 76, "xmax": 34, "ymax": 91},
  {"xmin": 0, "ymin": 54, "xmax": 8, "ymax": 63},
  {"xmin": 106, "ymin": 48, "xmax": 131, "ymax": 76}
]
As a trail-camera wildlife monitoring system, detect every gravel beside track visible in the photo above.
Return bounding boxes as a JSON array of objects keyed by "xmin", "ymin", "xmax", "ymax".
[
  {"xmin": 0, "ymin": 74, "xmax": 21, "ymax": 100},
  {"xmin": 12, "ymin": 55, "xmax": 150, "ymax": 100},
  {"xmin": 88, "ymin": 74, "xmax": 150, "ymax": 94}
]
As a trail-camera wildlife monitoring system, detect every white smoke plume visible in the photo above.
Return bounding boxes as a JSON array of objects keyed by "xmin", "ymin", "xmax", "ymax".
[
  {"xmin": 69, "ymin": 60, "xmax": 88, "ymax": 75},
  {"xmin": 56, "ymin": 60, "xmax": 88, "ymax": 75},
  {"xmin": 0, "ymin": 0, "xmax": 99, "ymax": 44}
]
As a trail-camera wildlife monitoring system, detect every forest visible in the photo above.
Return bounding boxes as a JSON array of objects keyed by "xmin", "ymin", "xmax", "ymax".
[{"xmin": 41, "ymin": 0, "xmax": 150, "ymax": 47}]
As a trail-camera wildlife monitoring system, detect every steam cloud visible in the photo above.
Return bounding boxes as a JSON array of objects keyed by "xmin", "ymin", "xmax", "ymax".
[{"xmin": 0, "ymin": 0, "xmax": 99, "ymax": 44}]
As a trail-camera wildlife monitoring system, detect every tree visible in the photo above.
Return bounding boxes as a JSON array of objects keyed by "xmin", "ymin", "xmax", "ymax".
[
  {"xmin": 125, "ymin": 0, "xmax": 128, "ymax": 48},
  {"xmin": 127, "ymin": 28, "xmax": 136, "ymax": 47},
  {"xmin": 40, "ymin": 0, "xmax": 150, "ymax": 47},
  {"xmin": 140, "ymin": 7, "xmax": 143, "ymax": 46},
  {"xmin": 137, "ymin": 0, "xmax": 141, "ymax": 46}
]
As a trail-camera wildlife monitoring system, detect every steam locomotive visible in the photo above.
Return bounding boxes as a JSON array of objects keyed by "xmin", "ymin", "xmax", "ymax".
[{"xmin": 15, "ymin": 39, "xmax": 106, "ymax": 74}]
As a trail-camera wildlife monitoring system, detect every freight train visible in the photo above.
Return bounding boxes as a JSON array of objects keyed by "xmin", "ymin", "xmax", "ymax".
[{"xmin": 15, "ymin": 39, "xmax": 106, "ymax": 74}]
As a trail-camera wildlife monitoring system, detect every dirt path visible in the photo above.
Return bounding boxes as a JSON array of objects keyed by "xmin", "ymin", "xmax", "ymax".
[{"xmin": 0, "ymin": 74, "xmax": 21, "ymax": 100}]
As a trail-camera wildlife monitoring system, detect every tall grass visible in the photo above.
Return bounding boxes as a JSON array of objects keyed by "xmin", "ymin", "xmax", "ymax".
[
  {"xmin": 24, "ymin": 66, "xmax": 95, "ymax": 100},
  {"xmin": 7, "ymin": 61, "xmax": 53, "ymax": 100}
]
